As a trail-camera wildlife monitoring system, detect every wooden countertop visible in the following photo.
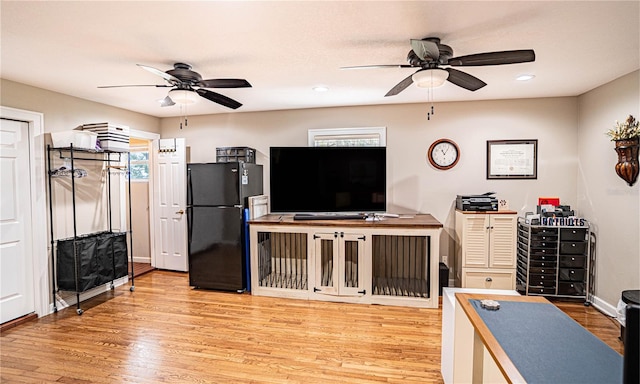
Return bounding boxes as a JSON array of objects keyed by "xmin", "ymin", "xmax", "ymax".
[{"xmin": 249, "ymin": 214, "xmax": 443, "ymax": 229}]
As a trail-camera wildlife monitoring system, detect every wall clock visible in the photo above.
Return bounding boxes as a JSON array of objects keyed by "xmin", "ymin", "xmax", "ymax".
[{"xmin": 427, "ymin": 138, "xmax": 460, "ymax": 170}]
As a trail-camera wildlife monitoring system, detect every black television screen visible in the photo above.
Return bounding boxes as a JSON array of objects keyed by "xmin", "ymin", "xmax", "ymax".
[{"xmin": 270, "ymin": 147, "xmax": 386, "ymax": 213}]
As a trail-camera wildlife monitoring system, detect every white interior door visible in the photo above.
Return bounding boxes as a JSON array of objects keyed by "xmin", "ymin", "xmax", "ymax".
[
  {"xmin": 152, "ymin": 138, "xmax": 188, "ymax": 271},
  {"xmin": 0, "ymin": 118, "xmax": 35, "ymax": 323}
]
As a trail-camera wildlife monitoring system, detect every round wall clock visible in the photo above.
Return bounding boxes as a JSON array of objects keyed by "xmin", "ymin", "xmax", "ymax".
[{"xmin": 427, "ymin": 138, "xmax": 460, "ymax": 170}]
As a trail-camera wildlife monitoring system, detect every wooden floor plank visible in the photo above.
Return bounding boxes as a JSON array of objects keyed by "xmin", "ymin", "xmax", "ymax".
[{"xmin": 0, "ymin": 270, "xmax": 623, "ymax": 383}]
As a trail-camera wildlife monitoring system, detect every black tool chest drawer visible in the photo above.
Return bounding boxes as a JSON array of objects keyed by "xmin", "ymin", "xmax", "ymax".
[
  {"xmin": 559, "ymin": 268, "xmax": 585, "ymax": 282},
  {"xmin": 528, "ymin": 286, "xmax": 557, "ymax": 295},
  {"xmin": 558, "ymin": 282, "xmax": 585, "ymax": 296},
  {"xmin": 516, "ymin": 220, "xmax": 591, "ymax": 301},
  {"xmin": 529, "ymin": 273, "xmax": 556, "ymax": 286},
  {"xmin": 560, "ymin": 228, "xmax": 587, "ymax": 241},
  {"xmin": 560, "ymin": 241, "xmax": 587, "ymax": 254},
  {"xmin": 531, "ymin": 227, "xmax": 558, "ymax": 236},
  {"xmin": 560, "ymin": 255, "xmax": 586, "ymax": 268}
]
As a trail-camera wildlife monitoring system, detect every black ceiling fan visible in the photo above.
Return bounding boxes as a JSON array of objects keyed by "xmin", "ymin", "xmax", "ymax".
[
  {"xmin": 98, "ymin": 62, "xmax": 251, "ymax": 109},
  {"xmin": 342, "ymin": 37, "xmax": 535, "ymax": 96}
]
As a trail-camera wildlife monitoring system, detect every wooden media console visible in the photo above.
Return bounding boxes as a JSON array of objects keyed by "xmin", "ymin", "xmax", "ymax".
[{"xmin": 248, "ymin": 214, "xmax": 443, "ymax": 308}]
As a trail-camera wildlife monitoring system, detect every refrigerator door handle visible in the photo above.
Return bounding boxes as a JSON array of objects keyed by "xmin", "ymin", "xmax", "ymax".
[
  {"xmin": 187, "ymin": 167, "xmax": 193, "ymax": 206},
  {"xmin": 187, "ymin": 207, "xmax": 193, "ymax": 245}
]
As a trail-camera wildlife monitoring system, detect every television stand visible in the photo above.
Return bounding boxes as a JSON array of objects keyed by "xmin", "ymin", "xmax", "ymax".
[
  {"xmin": 293, "ymin": 213, "xmax": 364, "ymax": 221},
  {"xmin": 249, "ymin": 214, "xmax": 443, "ymax": 308}
]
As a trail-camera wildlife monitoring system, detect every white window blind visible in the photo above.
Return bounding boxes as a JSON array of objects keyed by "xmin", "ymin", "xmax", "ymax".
[{"xmin": 308, "ymin": 127, "xmax": 386, "ymax": 147}]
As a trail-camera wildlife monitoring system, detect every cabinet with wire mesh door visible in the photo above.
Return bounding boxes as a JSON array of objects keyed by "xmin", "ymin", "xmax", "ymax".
[{"xmin": 312, "ymin": 232, "xmax": 366, "ymax": 297}]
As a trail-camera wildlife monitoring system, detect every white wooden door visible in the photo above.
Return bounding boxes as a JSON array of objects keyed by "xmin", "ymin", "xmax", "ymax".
[
  {"xmin": 152, "ymin": 138, "xmax": 188, "ymax": 271},
  {"xmin": 0, "ymin": 119, "xmax": 35, "ymax": 323}
]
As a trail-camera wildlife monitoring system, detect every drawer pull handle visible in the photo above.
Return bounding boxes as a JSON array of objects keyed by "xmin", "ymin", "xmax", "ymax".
[{"xmin": 486, "ymin": 277, "xmax": 493, "ymax": 282}]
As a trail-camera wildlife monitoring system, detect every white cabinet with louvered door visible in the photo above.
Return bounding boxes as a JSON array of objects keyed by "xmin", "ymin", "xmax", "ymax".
[{"xmin": 455, "ymin": 210, "xmax": 517, "ymax": 289}]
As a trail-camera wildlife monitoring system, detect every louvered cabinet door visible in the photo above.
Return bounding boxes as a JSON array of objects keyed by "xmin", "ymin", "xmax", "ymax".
[
  {"xmin": 489, "ymin": 215, "xmax": 517, "ymax": 268},
  {"xmin": 460, "ymin": 214, "xmax": 490, "ymax": 268}
]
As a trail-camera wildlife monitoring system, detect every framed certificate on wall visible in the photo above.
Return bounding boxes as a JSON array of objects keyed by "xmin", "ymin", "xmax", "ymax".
[{"xmin": 486, "ymin": 139, "xmax": 538, "ymax": 179}]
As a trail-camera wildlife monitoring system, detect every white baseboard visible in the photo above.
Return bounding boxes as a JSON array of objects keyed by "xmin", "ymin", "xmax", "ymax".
[
  {"xmin": 132, "ymin": 256, "xmax": 151, "ymax": 263},
  {"xmin": 49, "ymin": 276, "xmax": 129, "ymax": 315},
  {"xmin": 590, "ymin": 295, "xmax": 618, "ymax": 318}
]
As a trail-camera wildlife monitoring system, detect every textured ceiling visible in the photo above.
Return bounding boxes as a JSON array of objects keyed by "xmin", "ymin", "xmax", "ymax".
[{"xmin": 1, "ymin": 1, "xmax": 638, "ymax": 118}]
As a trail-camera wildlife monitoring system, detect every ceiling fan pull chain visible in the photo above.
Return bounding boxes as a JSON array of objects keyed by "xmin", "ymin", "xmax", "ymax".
[
  {"xmin": 426, "ymin": 86, "xmax": 434, "ymax": 121},
  {"xmin": 178, "ymin": 104, "xmax": 189, "ymax": 129}
]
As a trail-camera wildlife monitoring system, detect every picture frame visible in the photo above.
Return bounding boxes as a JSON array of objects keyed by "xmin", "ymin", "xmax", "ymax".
[{"xmin": 486, "ymin": 139, "xmax": 538, "ymax": 179}]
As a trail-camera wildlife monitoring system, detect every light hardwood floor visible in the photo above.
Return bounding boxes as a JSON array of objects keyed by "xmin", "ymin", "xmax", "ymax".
[{"xmin": 1, "ymin": 270, "xmax": 623, "ymax": 383}]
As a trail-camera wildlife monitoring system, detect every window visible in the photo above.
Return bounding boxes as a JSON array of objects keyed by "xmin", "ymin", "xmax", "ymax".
[
  {"xmin": 308, "ymin": 127, "xmax": 386, "ymax": 147},
  {"xmin": 127, "ymin": 148, "xmax": 149, "ymax": 181}
]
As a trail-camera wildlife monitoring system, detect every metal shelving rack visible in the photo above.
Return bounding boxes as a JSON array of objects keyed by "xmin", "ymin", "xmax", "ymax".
[{"xmin": 47, "ymin": 144, "xmax": 134, "ymax": 315}]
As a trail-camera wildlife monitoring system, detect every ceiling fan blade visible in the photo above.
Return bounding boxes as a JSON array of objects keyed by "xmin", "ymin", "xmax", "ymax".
[
  {"xmin": 197, "ymin": 78, "xmax": 252, "ymax": 88},
  {"xmin": 410, "ymin": 39, "xmax": 440, "ymax": 61},
  {"xmin": 159, "ymin": 96, "xmax": 175, "ymax": 107},
  {"xmin": 98, "ymin": 84, "xmax": 171, "ymax": 88},
  {"xmin": 196, "ymin": 88, "xmax": 242, "ymax": 109},
  {"xmin": 385, "ymin": 72, "xmax": 416, "ymax": 97},
  {"xmin": 341, "ymin": 64, "xmax": 415, "ymax": 70},
  {"xmin": 137, "ymin": 64, "xmax": 180, "ymax": 83},
  {"xmin": 448, "ymin": 49, "xmax": 535, "ymax": 66},
  {"xmin": 445, "ymin": 68, "xmax": 487, "ymax": 91}
]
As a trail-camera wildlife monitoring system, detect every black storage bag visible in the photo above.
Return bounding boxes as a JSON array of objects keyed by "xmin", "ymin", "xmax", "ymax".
[
  {"xmin": 57, "ymin": 231, "xmax": 128, "ymax": 292},
  {"xmin": 95, "ymin": 232, "xmax": 116, "ymax": 286},
  {"xmin": 57, "ymin": 233, "xmax": 99, "ymax": 292},
  {"xmin": 111, "ymin": 232, "xmax": 129, "ymax": 280}
]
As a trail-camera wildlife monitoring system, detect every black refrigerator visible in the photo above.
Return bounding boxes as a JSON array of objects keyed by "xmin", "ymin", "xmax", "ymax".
[{"xmin": 187, "ymin": 162, "xmax": 263, "ymax": 291}]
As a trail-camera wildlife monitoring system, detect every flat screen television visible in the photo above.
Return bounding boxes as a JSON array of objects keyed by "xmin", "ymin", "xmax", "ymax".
[{"xmin": 270, "ymin": 146, "xmax": 386, "ymax": 213}]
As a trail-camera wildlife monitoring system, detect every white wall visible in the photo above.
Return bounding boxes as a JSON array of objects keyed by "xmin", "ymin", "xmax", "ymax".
[
  {"xmin": 1, "ymin": 79, "xmax": 160, "ymax": 135},
  {"xmin": 1, "ymin": 79, "xmax": 161, "ymax": 308},
  {"xmin": 126, "ymin": 182, "xmax": 151, "ymax": 263},
  {"xmin": 161, "ymin": 96, "xmax": 580, "ymax": 281},
  {"xmin": 577, "ymin": 70, "xmax": 640, "ymax": 308}
]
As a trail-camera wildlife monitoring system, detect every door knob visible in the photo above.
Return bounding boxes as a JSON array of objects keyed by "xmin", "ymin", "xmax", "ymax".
[{"xmin": 175, "ymin": 210, "xmax": 185, "ymax": 215}]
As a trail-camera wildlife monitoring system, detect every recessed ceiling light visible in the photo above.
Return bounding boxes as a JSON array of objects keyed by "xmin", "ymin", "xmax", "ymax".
[
  {"xmin": 312, "ymin": 85, "xmax": 329, "ymax": 92},
  {"xmin": 516, "ymin": 74, "xmax": 535, "ymax": 81}
]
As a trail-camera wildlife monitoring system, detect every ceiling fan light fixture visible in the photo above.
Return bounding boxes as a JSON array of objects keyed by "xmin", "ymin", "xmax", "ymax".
[
  {"xmin": 412, "ymin": 69, "xmax": 449, "ymax": 88},
  {"xmin": 168, "ymin": 89, "xmax": 199, "ymax": 104}
]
